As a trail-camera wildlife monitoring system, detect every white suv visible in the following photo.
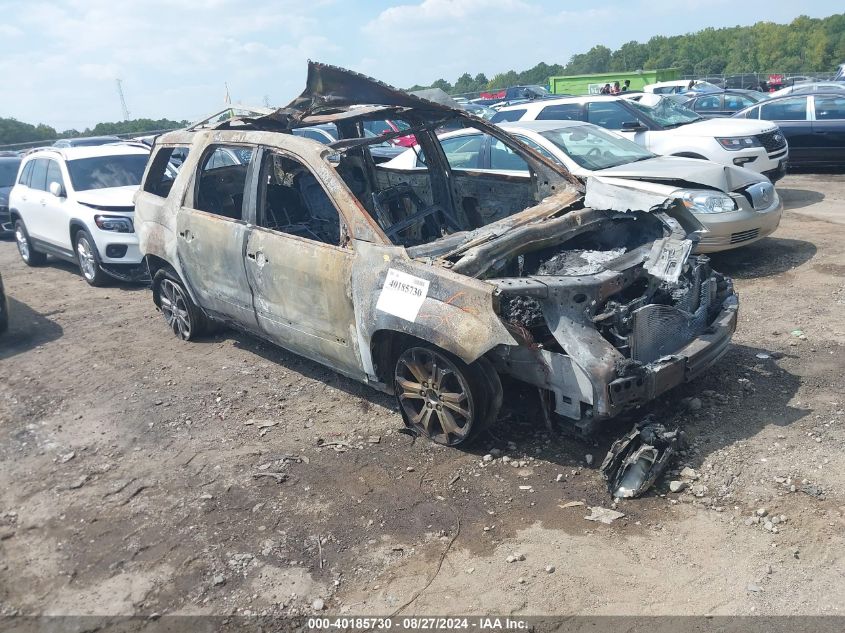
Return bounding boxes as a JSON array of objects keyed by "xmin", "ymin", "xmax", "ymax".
[
  {"xmin": 490, "ymin": 94, "xmax": 789, "ymax": 182},
  {"xmin": 9, "ymin": 144, "xmax": 150, "ymax": 285}
]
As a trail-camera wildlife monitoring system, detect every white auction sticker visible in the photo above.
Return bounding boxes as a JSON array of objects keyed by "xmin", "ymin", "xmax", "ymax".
[{"xmin": 375, "ymin": 268, "xmax": 430, "ymax": 322}]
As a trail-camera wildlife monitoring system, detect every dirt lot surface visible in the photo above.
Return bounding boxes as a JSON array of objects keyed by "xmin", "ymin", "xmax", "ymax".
[{"xmin": 2, "ymin": 173, "xmax": 845, "ymax": 618}]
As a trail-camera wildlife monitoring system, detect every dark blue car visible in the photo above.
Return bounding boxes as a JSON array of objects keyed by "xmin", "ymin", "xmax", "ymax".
[{"xmin": 733, "ymin": 92, "xmax": 845, "ymax": 167}]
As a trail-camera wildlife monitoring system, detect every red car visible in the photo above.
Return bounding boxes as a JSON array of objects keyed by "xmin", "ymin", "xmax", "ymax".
[{"xmin": 363, "ymin": 119, "xmax": 416, "ymax": 147}]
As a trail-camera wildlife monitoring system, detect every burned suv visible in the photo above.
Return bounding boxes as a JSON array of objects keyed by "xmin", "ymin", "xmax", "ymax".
[{"xmin": 135, "ymin": 63, "xmax": 738, "ymax": 447}]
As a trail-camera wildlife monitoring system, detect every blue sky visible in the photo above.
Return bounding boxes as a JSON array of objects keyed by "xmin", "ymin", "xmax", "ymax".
[{"xmin": 1, "ymin": 0, "xmax": 842, "ymax": 130}]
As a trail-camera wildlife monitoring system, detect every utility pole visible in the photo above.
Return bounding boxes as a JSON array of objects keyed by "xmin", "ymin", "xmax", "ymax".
[{"xmin": 115, "ymin": 79, "xmax": 130, "ymax": 120}]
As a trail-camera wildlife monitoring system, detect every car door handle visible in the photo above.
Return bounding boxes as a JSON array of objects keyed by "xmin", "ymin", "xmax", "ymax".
[
  {"xmin": 246, "ymin": 251, "xmax": 268, "ymax": 263},
  {"xmin": 178, "ymin": 229, "xmax": 194, "ymax": 241},
  {"xmin": 40, "ymin": 198, "xmax": 47, "ymax": 206}
]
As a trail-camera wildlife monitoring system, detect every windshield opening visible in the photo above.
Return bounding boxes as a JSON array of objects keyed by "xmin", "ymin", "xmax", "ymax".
[
  {"xmin": 66, "ymin": 154, "xmax": 149, "ymax": 191},
  {"xmin": 628, "ymin": 97, "xmax": 702, "ymax": 128},
  {"xmin": 540, "ymin": 126, "xmax": 655, "ymax": 170},
  {"xmin": 336, "ymin": 116, "xmax": 567, "ymax": 248},
  {"xmin": 0, "ymin": 161, "xmax": 21, "ymax": 187}
]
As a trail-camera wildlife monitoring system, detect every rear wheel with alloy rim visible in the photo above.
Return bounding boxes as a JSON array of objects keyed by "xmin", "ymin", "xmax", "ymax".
[
  {"xmin": 75, "ymin": 230, "xmax": 109, "ymax": 286},
  {"xmin": 394, "ymin": 345, "xmax": 495, "ymax": 447},
  {"xmin": 152, "ymin": 270, "xmax": 210, "ymax": 341},
  {"xmin": 15, "ymin": 220, "xmax": 47, "ymax": 266}
]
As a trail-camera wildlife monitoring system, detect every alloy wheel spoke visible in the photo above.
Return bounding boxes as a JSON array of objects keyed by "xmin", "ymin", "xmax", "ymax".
[
  {"xmin": 441, "ymin": 400, "xmax": 470, "ymax": 420},
  {"xmin": 433, "ymin": 367, "xmax": 452, "ymax": 391},
  {"xmin": 413, "ymin": 407, "xmax": 434, "ymax": 432},
  {"xmin": 439, "ymin": 391, "xmax": 465, "ymax": 405},
  {"xmin": 397, "ymin": 377, "xmax": 424, "ymax": 394},
  {"xmin": 403, "ymin": 359, "xmax": 429, "ymax": 384},
  {"xmin": 436, "ymin": 408, "xmax": 460, "ymax": 435}
]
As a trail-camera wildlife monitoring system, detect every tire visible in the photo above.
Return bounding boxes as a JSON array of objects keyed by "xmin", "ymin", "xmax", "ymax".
[
  {"xmin": 14, "ymin": 219, "xmax": 47, "ymax": 266},
  {"xmin": 74, "ymin": 229, "xmax": 109, "ymax": 287},
  {"xmin": 393, "ymin": 344, "xmax": 499, "ymax": 447},
  {"xmin": 152, "ymin": 269, "xmax": 209, "ymax": 341}
]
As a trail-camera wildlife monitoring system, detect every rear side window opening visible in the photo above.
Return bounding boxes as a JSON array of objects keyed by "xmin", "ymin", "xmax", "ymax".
[
  {"xmin": 192, "ymin": 144, "xmax": 255, "ymax": 220},
  {"xmin": 143, "ymin": 146, "xmax": 191, "ymax": 198}
]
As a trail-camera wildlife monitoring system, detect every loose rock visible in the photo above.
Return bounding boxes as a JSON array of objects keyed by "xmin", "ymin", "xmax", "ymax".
[
  {"xmin": 680, "ymin": 467, "xmax": 699, "ymax": 480},
  {"xmin": 585, "ymin": 506, "xmax": 625, "ymax": 524}
]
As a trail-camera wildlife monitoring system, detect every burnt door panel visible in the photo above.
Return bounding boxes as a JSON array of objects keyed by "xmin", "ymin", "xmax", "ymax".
[
  {"xmin": 176, "ymin": 147, "xmax": 258, "ymax": 328},
  {"xmin": 244, "ymin": 229, "xmax": 361, "ymax": 376},
  {"xmin": 243, "ymin": 149, "xmax": 363, "ymax": 376},
  {"xmin": 176, "ymin": 208, "xmax": 257, "ymax": 328},
  {"xmin": 450, "ymin": 170, "xmax": 535, "ymax": 228}
]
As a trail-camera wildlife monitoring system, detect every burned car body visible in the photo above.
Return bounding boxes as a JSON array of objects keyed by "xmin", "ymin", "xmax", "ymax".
[{"xmin": 134, "ymin": 62, "xmax": 739, "ymax": 446}]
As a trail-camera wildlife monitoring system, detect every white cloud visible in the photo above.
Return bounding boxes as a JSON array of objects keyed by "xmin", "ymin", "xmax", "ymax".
[
  {"xmin": 0, "ymin": 0, "xmax": 337, "ymax": 129},
  {"xmin": 1, "ymin": 0, "xmax": 841, "ymax": 131}
]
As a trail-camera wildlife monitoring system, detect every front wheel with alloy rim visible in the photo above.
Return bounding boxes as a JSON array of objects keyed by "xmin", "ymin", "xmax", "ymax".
[
  {"xmin": 15, "ymin": 220, "xmax": 47, "ymax": 266},
  {"xmin": 75, "ymin": 230, "xmax": 109, "ymax": 286},
  {"xmin": 394, "ymin": 345, "xmax": 494, "ymax": 447},
  {"xmin": 152, "ymin": 271, "xmax": 209, "ymax": 341}
]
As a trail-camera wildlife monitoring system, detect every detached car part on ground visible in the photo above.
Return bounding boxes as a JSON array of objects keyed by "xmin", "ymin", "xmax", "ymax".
[{"xmin": 135, "ymin": 62, "xmax": 739, "ymax": 450}]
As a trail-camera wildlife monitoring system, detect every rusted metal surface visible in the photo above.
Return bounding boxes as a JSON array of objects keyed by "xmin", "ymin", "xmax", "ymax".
[{"xmin": 134, "ymin": 61, "xmax": 739, "ymax": 432}]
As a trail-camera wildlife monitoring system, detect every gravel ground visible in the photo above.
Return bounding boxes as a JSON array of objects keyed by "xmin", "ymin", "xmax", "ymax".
[{"xmin": 1, "ymin": 173, "xmax": 844, "ymax": 617}]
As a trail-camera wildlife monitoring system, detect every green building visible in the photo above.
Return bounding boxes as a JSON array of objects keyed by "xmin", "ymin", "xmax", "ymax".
[{"xmin": 549, "ymin": 68, "xmax": 681, "ymax": 95}]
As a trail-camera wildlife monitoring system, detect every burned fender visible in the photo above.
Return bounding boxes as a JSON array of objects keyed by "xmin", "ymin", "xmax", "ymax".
[
  {"xmin": 600, "ymin": 417, "xmax": 686, "ymax": 498},
  {"xmin": 351, "ymin": 241, "xmax": 516, "ymax": 377}
]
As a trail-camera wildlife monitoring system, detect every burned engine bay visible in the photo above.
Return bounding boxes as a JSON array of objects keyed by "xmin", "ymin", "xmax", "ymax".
[
  {"xmin": 490, "ymin": 209, "xmax": 734, "ymax": 365},
  {"xmin": 438, "ymin": 200, "xmax": 740, "ymax": 427}
]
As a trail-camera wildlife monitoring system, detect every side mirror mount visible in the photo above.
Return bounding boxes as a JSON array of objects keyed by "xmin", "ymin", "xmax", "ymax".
[
  {"xmin": 49, "ymin": 181, "xmax": 66, "ymax": 198},
  {"xmin": 621, "ymin": 121, "xmax": 647, "ymax": 133}
]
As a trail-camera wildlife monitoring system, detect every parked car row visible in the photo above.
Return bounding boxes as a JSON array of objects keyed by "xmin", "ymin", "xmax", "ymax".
[
  {"xmin": 6, "ymin": 63, "xmax": 743, "ymax": 459},
  {"xmin": 491, "ymin": 94, "xmax": 790, "ymax": 179}
]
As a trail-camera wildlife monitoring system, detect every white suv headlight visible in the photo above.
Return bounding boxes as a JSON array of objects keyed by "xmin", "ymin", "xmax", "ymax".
[
  {"xmin": 716, "ymin": 136, "xmax": 762, "ymax": 150},
  {"xmin": 94, "ymin": 214, "xmax": 134, "ymax": 233},
  {"xmin": 677, "ymin": 190, "xmax": 736, "ymax": 214}
]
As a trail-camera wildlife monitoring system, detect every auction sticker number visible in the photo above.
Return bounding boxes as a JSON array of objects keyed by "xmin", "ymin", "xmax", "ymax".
[{"xmin": 376, "ymin": 268, "xmax": 430, "ymax": 323}]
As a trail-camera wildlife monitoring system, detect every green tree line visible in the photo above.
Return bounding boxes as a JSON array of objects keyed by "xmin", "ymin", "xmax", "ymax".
[
  {"xmin": 0, "ymin": 117, "xmax": 187, "ymax": 146},
  {"xmin": 409, "ymin": 12, "xmax": 845, "ymax": 94}
]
